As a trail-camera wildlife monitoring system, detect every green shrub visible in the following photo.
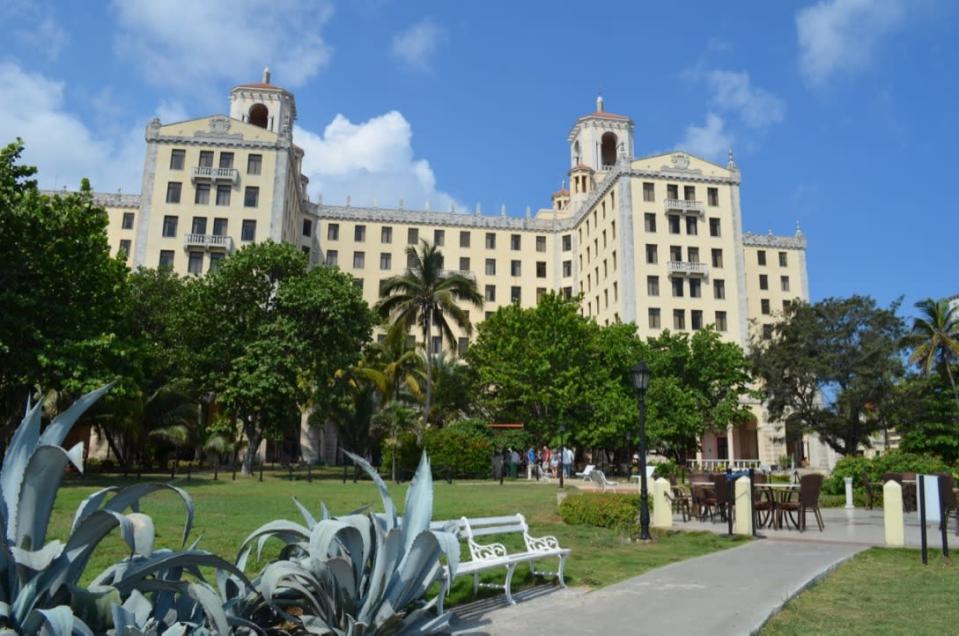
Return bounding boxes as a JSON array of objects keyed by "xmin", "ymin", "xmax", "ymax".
[
  {"xmin": 559, "ymin": 492, "xmax": 649, "ymax": 532},
  {"xmin": 425, "ymin": 424, "xmax": 494, "ymax": 478}
]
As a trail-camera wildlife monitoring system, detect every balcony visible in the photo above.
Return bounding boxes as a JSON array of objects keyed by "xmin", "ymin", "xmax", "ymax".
[
  {"xmin": 184, "ymin": 233, "xmax": 234, "ymax": 251},
  {"xmin": 665, "ymin": 198, "xmax": 704, "ymax": 216},
  {"xmin": 667, "ymin": 260, "xmax": 709, "ymax": 276},
  {"xmin": 191, "ymin": 166, "xmax": 239, "ymax": 184}
]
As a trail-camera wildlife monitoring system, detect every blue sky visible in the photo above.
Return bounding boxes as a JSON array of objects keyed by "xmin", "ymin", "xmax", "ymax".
[{"xmin": 1, "ymin": 0, "xmax": 956, "ymax": 314}]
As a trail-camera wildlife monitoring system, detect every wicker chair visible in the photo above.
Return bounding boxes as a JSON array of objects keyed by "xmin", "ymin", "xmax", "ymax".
[{"xmin": 779, "ymin": 474, "xmax": 825, "ymax": 532}]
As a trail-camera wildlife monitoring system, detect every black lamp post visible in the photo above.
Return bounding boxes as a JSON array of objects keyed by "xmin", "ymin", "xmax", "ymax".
[{"xmin": 632, "ymin": 361, "xmax": 652, "ymax": 541}]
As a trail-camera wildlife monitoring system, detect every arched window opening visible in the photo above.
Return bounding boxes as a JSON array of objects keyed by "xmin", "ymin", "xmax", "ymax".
[
  {"xmin": 249, "ymin": 104, "xmax": 269, "ymax": 129},
  {"xmin": 601, "ymin": 132, "xmax": 618, "ymax": 167}
]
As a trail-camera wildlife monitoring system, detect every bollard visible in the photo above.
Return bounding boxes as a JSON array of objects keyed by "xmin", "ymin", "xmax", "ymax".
[
  {"xmin": 734, "ymin": 476, "xmax": 751, "ymax": 536},
  {"xmin": 883, "ymin": 480, "xmax": 905, "ymax": 547},
  {"xmin": 844, "ymin": 476, "xmax": 855, "ymax": 509},
  {"xmin": 651, "ymin": 478, "xmax": 672, "ymax": 529}
]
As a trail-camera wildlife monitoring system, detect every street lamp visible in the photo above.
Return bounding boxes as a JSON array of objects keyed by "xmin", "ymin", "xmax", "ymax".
[{"xmin": 632, "ymin": 361, "xmax": 652, "ymax": 541}]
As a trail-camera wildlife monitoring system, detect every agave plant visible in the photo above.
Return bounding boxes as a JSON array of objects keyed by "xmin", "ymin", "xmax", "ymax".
[
  {"xmin": 0, "ymin": 386, "xmax": 250, "ymax": 635},
  {"xmin": 234, "ymin": 451, "xmax": 460, "ymax": 635}
]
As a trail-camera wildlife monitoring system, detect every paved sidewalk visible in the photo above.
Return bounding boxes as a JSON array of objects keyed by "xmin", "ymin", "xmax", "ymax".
[{"xmin": 451, "ymin": 539, "xmax": 862, "ymax": 635}]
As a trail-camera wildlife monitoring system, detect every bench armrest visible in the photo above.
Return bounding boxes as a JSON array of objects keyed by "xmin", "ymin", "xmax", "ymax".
[
  {"xmin": 525, "ymin": 533, "xmax": 561, "ymax": 552},
  {"xmin": 468, "ymin": 539, "xmax": 508, "ymax": 561}
]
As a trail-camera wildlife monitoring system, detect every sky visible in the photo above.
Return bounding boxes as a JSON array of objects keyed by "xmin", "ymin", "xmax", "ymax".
[{"xmin": 1, "ymin": 0, "xmax": 957, "ymax": 316}]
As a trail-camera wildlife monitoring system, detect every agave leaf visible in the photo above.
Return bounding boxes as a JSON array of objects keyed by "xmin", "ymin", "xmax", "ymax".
[
  {"xmin": 342, "ymin": 451, "xmax": 396, "ymax": 527},
  {"xmin": 1, "ymin": 399, "xmax": 44, "ymax": 542},
  {"xmin": 102, "ymin": 484, "xmax": 194, "ymax": 548},
  {"xmin": 400, "ymin": 453, "xmax": 433, "ymax": 553},
  {"xmin": 16, "ymin": 443, "xmax": 85, "ymax": 549},
  {"xmin": 70, "ymin": 487, "xmax": 119, "ymax": 534},
  {"xmin": 39, "ymin": 385, "xmax": 112, "ymax": 448},
  {"xmin": 291, "ymin": 498, "xmax": 317, "ymax": 530},
  {"xmin": 10, "ymin": 540, "xmax": 64, "ymax": 572}
]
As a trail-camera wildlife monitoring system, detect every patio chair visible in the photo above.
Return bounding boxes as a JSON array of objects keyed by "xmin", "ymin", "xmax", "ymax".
[
  {"xmin": 589, "ymin": 469, "xmax": 618, "ymax": 492},
  {"xmin": 575, "ymin": 464, "xmax": 595, "ymax": 481},
  {"xmin": 780, "ymin": 473, "xmax": 825, "ymax": 532}
]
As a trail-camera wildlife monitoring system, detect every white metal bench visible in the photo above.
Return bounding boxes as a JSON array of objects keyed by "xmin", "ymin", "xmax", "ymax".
[
  {"xmin": 438, "ymin": 514, "xmax": 570, "ymax": 605},
  {"xmin": 589, "ymin": 469, "xmax": 618, "ymax": 491}
]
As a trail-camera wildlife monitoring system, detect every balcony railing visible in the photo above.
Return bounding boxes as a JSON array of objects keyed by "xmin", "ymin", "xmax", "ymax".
[
  {"xmin": 665, "ymin": 198, "xmax": 704, "ymax": 215},
  {"xmin": 191, "ymin": 166, "xmax": 239, "ymax": 184},
  {"xmin": 667, "ymin": 260, "xmax": 709, "ymax": 276},
  {"xmin": 184, "ymin": 233, "xmax": 234, "ymax": 251}
]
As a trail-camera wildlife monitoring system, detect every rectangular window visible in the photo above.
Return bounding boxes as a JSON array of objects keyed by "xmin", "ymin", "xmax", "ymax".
[
  {"xmin": 673, "ymin": 309, "xmax": 686, "ymax": 330},
  {"xmin": 759, "ymin": 274, "xmax": 769, "ymax": 290},
  {"xmin": 354, "ymin": 225, "xmax": 366, "ymax": 242},
  {"xmin": 328, "ymin": 223, "xmax": 339, "ymax": 240},
  {"xmin": 121, "ymin": 212, "xmax": 135, "ymax": 229},
  {"xmin": 714, "ymin": 279, "xmax": 725, "ymax": 299},
  {"xmin": 757, "ymin": 250, "xmax": 767, "ymax": 266},
  {"xmin": 381, "ymin": 226, "xmax": 393, "ymax": 243},
  {"xmin": 562, "ymin": 260, "xmax": 572, "ymax": 277},
  {"xmin": 353, "ymin": 251, "xmax": 365, "ymax": 268},
  {"xmin": 691, "ymin": 310, "xmax": 703, "ymax": 330},
  {"xmin": 670, "ymin": 245, "xmax": 683, "ymax": 262},
  {"xmin": 684, "ymin": 185, "xmax": 696, "ymax": 201},
  {"xmin": 762, "ymin": 324, "xmax": 774, "ymax": 340},
  {"xmin": 643, "ymin": 182, "xmax": 655, "ymax": 202},
  {"xmin": 485, "ymin": 232, "xmax": 496, "ymax": 249},
  {"xmin": 407, "ymin": 228, "xmax": 418, "ymax": 244},
  {"xmin": 648, "ymin": 307, "xmax": 661, "ymax": 329},
  {"xmin": 779, "ymin": 251, "xmax": 788, "ymax": 267},
  {"xmin": 510, "ymin": 260, "xmax": 520, "ymax": 276},
  {"xmin": 668, "ymin": 215, "xmax": 680, "ymax": 234},
  {"xmin": 241, "ymin": 219, "xmax": 256, "ymax": 241},
  {"xmin": 166, "ymin": 182, "xmax": 182, "ymax": 204},
  {"xmin": 198, "ymin": 151, "xmax": 213, "ymax": 167},
  {"xmin": 302, "ymin": 219, "xmax": 312, "ymax": 237},
  {"xmin": 709, "ymin": 218, "xmax": 721, "ymax": 237},
  {"xmin": 647, "ymin": 275, "xmax": 659, "ymax": 296},
  {"xmin": 486, "ymin": 259, "xmax": 496, "ymax": 276},
  {"xmin": 536, "ymin": 235, "xmax": 546, "ymax": 252},
  {"xmin": 686, "ymin": 217, "xmax": 698, "ymax": 235},
  {"xmin": 458, "ymin": 337, "xmax": 469, "ymax": 357},
  {"xmin": 159, "ymin": 250, "xmax": 175, "ymax": 268},
  {"xmin": 162, "ymin": 215, "xmax": 178, "ymax": 237},
  {"xmin": 118, "ymin": 239, "xmax": 131, "ymax": 256},
  {"xmin": 715, "ymin": 311, "xmax": 727, "ymax": 332},
  {"xmin": 459, "ymin": 230, "xmax": 471, "ymax": 248},
  {"xmin": 689, "ymin": 278, "xmax": 702, "ymax": 298},
  {"xmin": 459, "ymin": 256, "xmax": 470, "ymax": 271},
  {"xmin": 212, "ymin": 218, "xmax": 227, "ymax": 235},
  {"xmin": 170, "ymin": 149, "xmax": 185, "ymax": 170},
  {"xmin": 708, "ymin": 187, "xmax": 719, "ymax": 206},
  {"xmin": 187, "ymin": 251, "xmax": 203, "ymax": 275},
  {"xmin": 434, "ymin": 229, "xmax": 445, "ymax": 246},
  {"xmin": 671, "ymin": 277, "xmax": 684, "ymax": 297},
  {"xmin": 536, "ymin": 261, "xmax": 546, "ymax": 278},
  {"xmin": 380, "ymin": 253, "xmax": 391, "ymax": 270},
  {"xmin": 562, "ymin": 234, "xmax": 572, "ymax": 251},
  {"xmin": 485, "ymin": 285, "xmax": 496, "ymax": 302},
  {"xmin": 247, "ymin": 154, "xmax": 262, "ymax": 175},
  {"xmin": 510, "ymin": 286, "xmax": 521, "ymax": 303},
  {"xmin": 215, "ymin": 184, "xmax": 230, "ymax": 206},
  {"xmin": 761, "ymin": 299, "xmax": 771, "ymax": 315},
  {"xmin": 194, "ymin": 183, "xmax": 210, "ymax": 205},
  {"xmin": 644, "ymin": 213, "xmax": 657, "ymax": 232},
  {"xmin": 510, "ymin": 234, "xmax": 521, "ymax": 250},
  {"xmin": 646, "ymin": 244, "xmax": 658, "ymax": 264},
  {"xmin": 712, "ymin": 248, "xmax": 723, "ymax": 268},
  {"xmin": 191, "ymin": 216, "xmax": 207, "ymax": 234},
  {"xmin": 218, "ymin": 152, "xmax": 234, "ymax": 169},
  {"xmin": 244, "ymin": 186, "xmax": 259, "ymax": 207},
  {"xmin": 325, "ymin": 250, "xmax": 338, "ymax": 266},
  {"xmin": 781, "ymin": 275, "xmax": 790, "ymax": 291}
]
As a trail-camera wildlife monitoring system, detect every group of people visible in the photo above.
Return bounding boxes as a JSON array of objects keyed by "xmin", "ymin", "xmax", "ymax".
[{"xmin": 521, "ymin": 446, "xmax": 574, "ymax": 479}]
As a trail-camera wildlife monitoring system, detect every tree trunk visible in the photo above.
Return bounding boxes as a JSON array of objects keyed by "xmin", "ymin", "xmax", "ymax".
[
  {"xmin": 423, "ymin": 312, "xmax": 433, "ymax": 431},
  {"xmin": 242, "ymin": 419, "xmax": 262, "ymax": 476}
]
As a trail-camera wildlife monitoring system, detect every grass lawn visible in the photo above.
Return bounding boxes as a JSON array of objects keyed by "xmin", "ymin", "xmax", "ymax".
[
  {"xmin": 762, "ymin": 548, "xmax": 958, "ymax": 635},
  {"xmin": 50, "ymin": 470, "xmax": 745, "ymax": 605}
]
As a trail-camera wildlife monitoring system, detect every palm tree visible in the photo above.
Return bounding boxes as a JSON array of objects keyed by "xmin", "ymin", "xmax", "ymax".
[
  {"xmin": 903, "ymin": 298, "xmax": 959, "ymax": 409},
  {"xmin": 375, "ymin": 240, "xmax": 483, "ymax": 423}
]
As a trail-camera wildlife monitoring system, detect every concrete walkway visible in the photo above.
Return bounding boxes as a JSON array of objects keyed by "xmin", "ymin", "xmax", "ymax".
[{"xmin": 451, "ymin": 539, "xmax": 862, "ymax": 635}]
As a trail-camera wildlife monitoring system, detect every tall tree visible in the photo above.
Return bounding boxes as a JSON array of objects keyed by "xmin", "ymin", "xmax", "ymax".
[
  {"xmin": 902, "ymin": 297, "xmax": 959, "ymax": 410},
  {"xmin": 375, "ymin": 240, "xmax": 483, "ymax": 423},
  {"xmin": 750, "ymin": 296, "xmax": 905, "ymax": 456}
]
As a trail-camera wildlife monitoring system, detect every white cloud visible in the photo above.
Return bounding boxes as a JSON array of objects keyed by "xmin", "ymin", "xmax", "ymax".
[
  {"xmin": 111, "ymin": 0, "xmax": 333, "ymax": 93},
  {"xmin": 295, "ymin": 111, "xmax": 463, "ymax": 211},
  {"xmin": 796, "ymin": 0, "xmax": 908, "ymax": 85},
  {"xmin": 676, "ymin": 113, "xmax": 732, "ymax": 161},
  {"xmin": 391, "ymin": 19, "xmax": 447, "ymax": 70},
  {"xmin": 0, "ymin": 62, "xmax": 143, "ymax": 193},
  {"xmin": 706, "ymin": 70, "xmax": 785, "ymax": 128}
]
